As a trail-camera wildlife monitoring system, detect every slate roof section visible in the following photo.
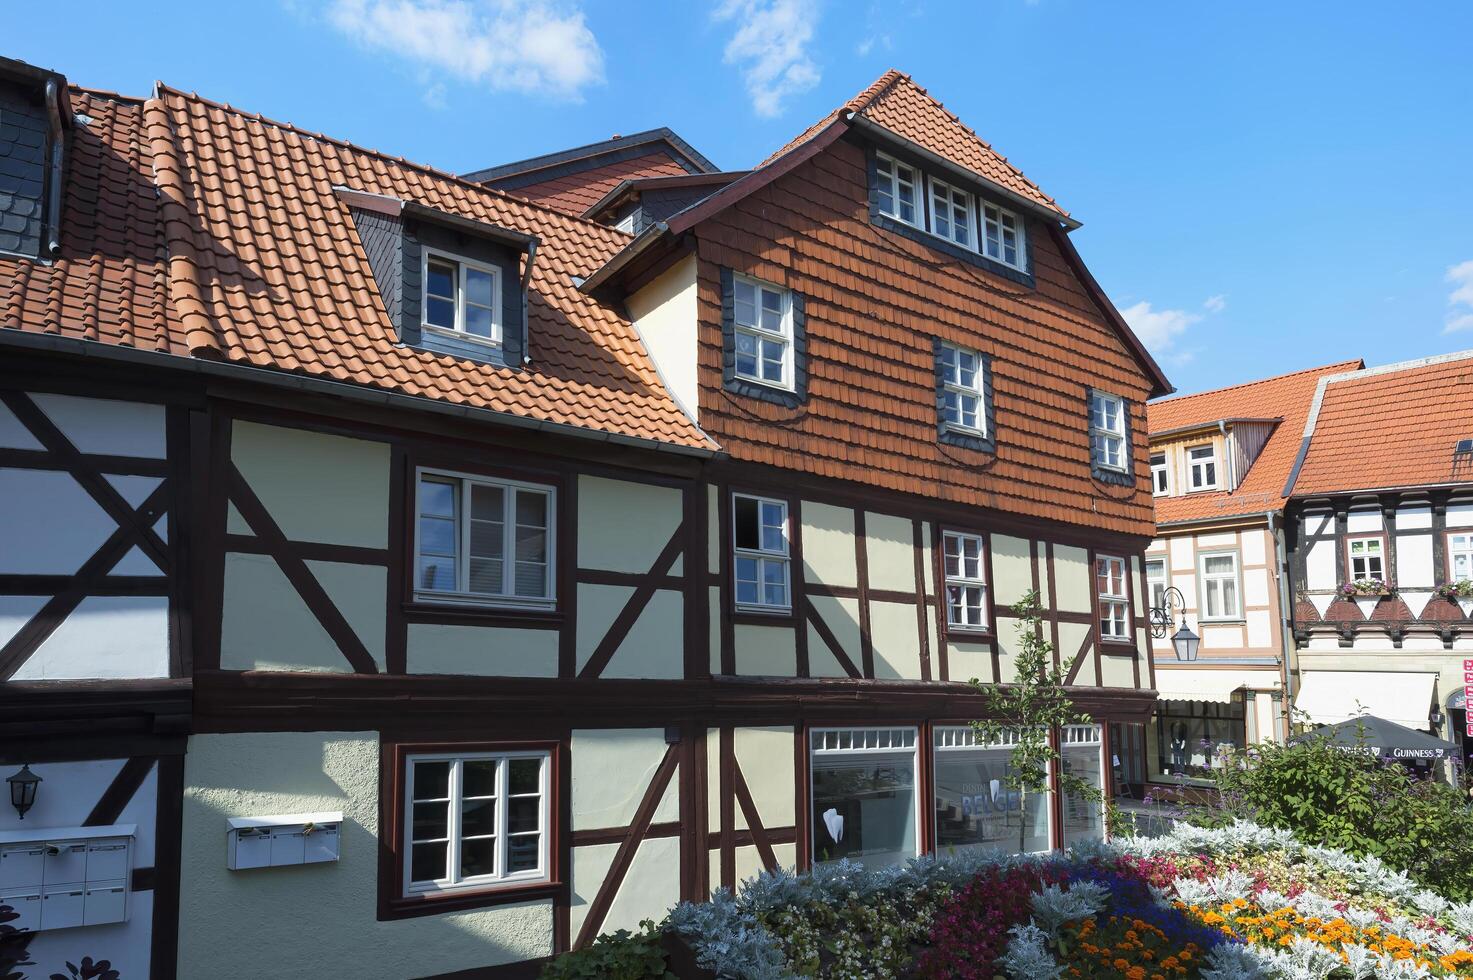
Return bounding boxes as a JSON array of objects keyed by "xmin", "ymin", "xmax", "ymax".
[
  {"xmin": 1147, "ymin": 360, "xmax": 1363, "ymax": 525},
  {"xmin": 1289, "ymin": 351, "xmax": 1473, "ymax": 497},
  {"xmin": 495, "ymin": 151, "xmax": 693, "ymax": 217}
]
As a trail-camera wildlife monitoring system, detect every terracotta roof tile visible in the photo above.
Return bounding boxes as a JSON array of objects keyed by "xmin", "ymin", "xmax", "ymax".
[
  {"xmin": 1147, "ymin": 359, "xmax": 1362, "ymax": 524},
  {"xmin": 506, "ymin": 152, "xmax": 691, "ymax": 216}
]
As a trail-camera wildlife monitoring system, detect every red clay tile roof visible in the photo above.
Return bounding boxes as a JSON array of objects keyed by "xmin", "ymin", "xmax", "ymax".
[
  {"xmin": 1290, "ymin": 351, "xmax": 1473, "ymax": 497},
  {"xmin": 1, "ymin": 84, "xmax": 712, "ymax": 451},
  {"xmin": 502, "ymin": 152, "xmax": 692, "ymax": 216},
  {"xmin": 1148, "ymin": 360, "xmax": 1363, "ymax": 524}
]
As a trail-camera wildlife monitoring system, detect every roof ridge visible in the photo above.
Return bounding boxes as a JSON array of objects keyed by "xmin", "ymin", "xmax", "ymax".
[
  {"xmin": 72, "ymin": 84, "xmax": 147, "ymax": 106},
  {"xmin": 1320, "ymin": 347, "xmax": 1473, "ymax": 388},
  {"xmin": 1150, "ymin": 358, "xmax": 1364, "ymax": 407},
  {"xmin": 843, "ymin": 69, "xmax": 906, "ymax": 113},
  {"xmin": 152, "ymin": 83, "xmax": 634, "ymax": 243}
]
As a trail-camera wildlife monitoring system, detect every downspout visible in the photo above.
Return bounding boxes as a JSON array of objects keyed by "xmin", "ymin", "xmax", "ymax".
[
  {"xmin": 1268, "ymin": 509, "xmax": 1296, "ymax": 741},
  {"xmin": 43, "ymin": 79, "xmax": 65, "ymax": 257},
  {"xmin": 520, "ymin": 238, "xmax": 538, "ymax": 366},
  {"xmin": 1218, "ymin": 420, "xmax": 1236, "ymax": 491}
]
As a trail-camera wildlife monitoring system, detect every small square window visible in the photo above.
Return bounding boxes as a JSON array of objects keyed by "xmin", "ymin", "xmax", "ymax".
[
  {"xmin": 982, "ymin": 203, "xmax": 1025, "ymax": 271},
  {"xmin": 929, "ymin": 177, "xmax": 975, "ymax": 250},
  {"xmin": 1346, "ymin": 536, "xmax": 1385, "ymax": 583},
  {"xmin": 875, "ymin": 152, "xmax": 920, "ymax": 227},
  {"xmin": 1151, "ymin": 452, "xmax": 1169, "ymax": 495},
  {"xmin": 422, "ymin": 250, "xmax": 502, "ymax": 345},
  {"xmin": 733, "ymin": 493, "xmax": 790, "ymax": 611},
  {"xmin": 1089, "ymin": 392, "xmax": 1128, "ymax": 473},
  {"xmin": 1095, "ymin": 555, "xmax": 1131, "ymax": 641},
  {"xmin": 732, "ymin": 275, "xmax": 794, "ymax": 390},
  {"xmin": 1187, "ymin": 445, "xmax": 1217, "ymax": 491},
  {"xmin": 937, "ymin": 343, "xmax": 987, "ymax": 436},
  {"xmin": 415, "ymin": 470, "xmax": 555, "ymax": 607}
]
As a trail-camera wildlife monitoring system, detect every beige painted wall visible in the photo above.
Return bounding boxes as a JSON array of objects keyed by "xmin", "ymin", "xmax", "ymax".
[
  {"xmin": 576, "ymin": 584, "xmax": 683, "ymax": 679},
  {"xmin": 991, "ymin": 534, "xmax": 1032, "ymax": 606},
  {"xmin": 732, "ymin": 727, "xmax": 795, "ymax": 832},
  {"xmin": 179, "ymin": 733, "xmax": 552, "ymax": 978},
  {"xmin": 801, "ymin": 501, "xmax": 857, "ymax": 588},
  {"xmin": 733, "ymin": 622, "xmax": 797, "ymax": 676},
  {"xmin": 1053, "ymin": 545, "xmax": 1092, "ymax": 613},
  {"xmin": 220, "ymin": 553, "xmax": 387, "ymax": 672},
  {"xmin": 870, "ymin": 599, "xmax": 922, "ymax": 679},
  {"xmin": 626, "ymin": 254, "xmax": 699, "ymax": 420},
  {"xmin": 406, "ymin": 623, "xmax": 559, "ymax": 676},
  {"xmin": 571, "ymin": 729, "xmax": 680, "ymax": 830},
  {"xmin": 577, "ymin": 476, "xmax": 683, "ymax": 574},
  {"xmin": 864, "ymin": 512, "xmax": 914, "ymax": 592}
]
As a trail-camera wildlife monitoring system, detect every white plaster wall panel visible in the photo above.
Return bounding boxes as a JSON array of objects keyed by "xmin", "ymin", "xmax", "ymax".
[
  {"xmin": 220, "ymin": 553, "xmax": 351, "ymax": 672},
  {"xmin": 406, "ymin": 623, "xmax": 559, "ymax": 676},
  {"xmin": 0, "ymin": 399, "xmax": 42, "ymax": 449},
  {"xmin": 707, "ymin": 849, "xmax": 720, "ymax": 898},
  {"xmin": 576, "ymin": 476, "xmax": 683, "ymax": 574},
  {"xmin": 1146, "ymin": 538, "xmax": 1167, "ymax": 555},
  {"xmin": 1304, "ymin": 532, "xmax": 1338, "ymax": 592},
  {"xmin": 226, "ymin": 501, "xmax": 250, "ymax": 536},
  {"xmin": 1053, "ymin": 546, "xmax": 1091, "ymax": 613},
  {"xmin": 1246, "ymin": 610, "xmax": 1274, "ymax": 649},
  {"xmin": 626, "ymin": 254, "xmax": 699, "ymax": 415},
  {"xmin": 1400, "ymin": 635, "xmax": 1443, "ymax": 651},
  {"xmin": 1131, "ymin": 557, "xmax": 1144, "ymax": 616},
  {"xmin": 1347, "ymin": 509, "xmax": 1383, "ymax": 534},
  {"xmin": 1168, "ymin": 537, "xmax": 1194, "ymax": 571},
  {"xmin": 1201, "ymin": 625, "xmax": 1243, "ymax": 650},
  {"xmin": 1306, "ymin": 635, "xmax": 1340, "ymax": 651},
  {"xmin": 1397, "ymin": 534, "xmax": 1435, "ymax": 588},
  {"xmin": 806, "ymin": 621, "xmax": 847, "ymax": 677},
  {"xmin": 706, "ymin": 730, "xmax": 720, "ymax": 830},
  {"xmin": 1197, "ymin": 531, "xmax": 1237, "ymax": 548},
  {"xmin": 1398, "ymin": 505, "xmax": 1433, "ymax": 530},
  {"xmin": 32, "ymin": 393, "xmax": 165, "ymax": 459},
  {"xmin": 0, "ymin": 595, "xmax": 47, "ymax": 649},
  {"xmin": 1254, "ymin": 695, "xmax": 1278, "ymax": 744},
  {"xmin": 709, "ymin": 587, "xmax": 722, "ymax": 674},
  {"xmin": 599, "ymin": 835, "xmax": 681, "ymax": 938},
  {"xmin": 181, "ymin": 733, "xmax": 554, "ymax": 977},
  {"xmin": 947, "ymin": 641, "xmax": 991, "ymax": 684},
  {"xmin": 799, "ymin": 501, "xmax": 856, "ymax": 588},
  {"xmin": 305, "ymin": 560, "xmax": 386, "ymax": 670},
  {"xmin": 865, "ymin": 512, "xmax": 915, "ymax": 592},
  {"xmin": 1171, "ymin": 572, "xmax": 1198, "ymax": 611},
  {"xmin": 733, "ymin": 728, "xmax": 795, "ymax": 831},
  {"xmin": 101, "ymin": 474, "xmax": 162, "ymax": 510},
  {"xmin": 1447, "ymin": 501, "xmax": 1473, "ymax": 528},
  {"xmin": 231, "ymin": 420, "xmax": 389, "ymax": 548},
  {"xmin": 1057, "ymin": 622, "xmax": 1092, "ymax": 684},
  {"xmin": 707, "ymin": 485, "xmax": 720, "ymax": 575},
  {"xmin": 808, "ymin": 594, "xmax": 860, "ymax": 673},
  {"xmin": 571, "ymin": 729, "xmax": 678, "ymax": 830},
  {"xmin": 870, "ymin": 600, "xmax": 922, "ymax": 680},
  {"xmin": 12, "ymin": 596, "xmax": 168, "ymax": 680},
  {"xmin": 1244, "ymin": 568, "xmax": 1270, "ymax": 609},
  {"xmin": 599, "ymin": 589, "xmax": 684, "ymax": 680},
  {"xmin": 990, "ymin": 534, "xmax": 1031, "ymax": 606},
  {"xmin": 575, "ymin": 583, "xmax": 634, "ymax": 674},
  {"xmin": 734, "ymin": 622, "xmax": 797, "ymax": 676},
  {"xmin": 1099, "ymin": 652, "xmax": 1134, "ymax": 689},
  {"xmin": 0, "ymin": 759, "xmax": 124, "ymax": 832},
  {"xmin": 151, "ymin": 513, "xmax": 166, "ymax": 543},
  {"xmin": 994, "ymin": 614, "xmax": 1024, "ymax": 683},
  {"xmin": 1241, "ymin": 529, "xmax": 1267, "ymax": 567},
  {"xmin": 920, "ymin": 522, "xmax": 935, "ymax": 596},
  {"xmin": 110, "ymin": 544, "xmax": 163, "ymax": 576},
  {"xmin": 733, "ymin": 841, "xmax": 797, "ymax": 883},
  {"xmin": 0, "ymin": 469, "xmax": 114, "ymax": 574}
]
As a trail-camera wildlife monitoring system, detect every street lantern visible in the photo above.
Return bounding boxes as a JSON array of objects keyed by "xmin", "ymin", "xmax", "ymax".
[
  {"xmin": 1171, "ymin": 623, "xmax": 1200, "ymax": 662},
  {"xmin": 7, "ymin": 764, "xmax": 41, "ymax": 820}
]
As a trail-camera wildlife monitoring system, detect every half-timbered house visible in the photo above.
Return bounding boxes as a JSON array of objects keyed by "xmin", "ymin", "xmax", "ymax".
[{"xmin": 1, "ymin": 58, "xmax": 1170, "ymax": 977}]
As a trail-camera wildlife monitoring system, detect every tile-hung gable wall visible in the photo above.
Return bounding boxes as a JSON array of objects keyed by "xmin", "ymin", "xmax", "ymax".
[
  {"xmin": 0, "ymin": 80, "xmax": 50, "ymax": 257},
  {"xmin": 687, "ymin": 136, "xmax": 1155, "ymax": 536}
]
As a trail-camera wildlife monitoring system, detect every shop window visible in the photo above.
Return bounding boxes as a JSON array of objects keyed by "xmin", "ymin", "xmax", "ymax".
[
  {"xmin": 809, "ymin": 727, "xmax": 918, "ymax": 869},
  {"xmin": 1151, "ymin": 699, "xmax": 1244, "ymax": 783},
  {"xmin": 932, "ymin": 726, "xmax": 1049, "ymax": 856},
  {"xmin": 1060, "ymin": 725, "xmax": 1105, "ymax": 846}
]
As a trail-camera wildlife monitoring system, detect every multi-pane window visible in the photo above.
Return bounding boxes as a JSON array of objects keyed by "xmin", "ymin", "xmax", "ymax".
[
  {"xmin": 1450, "ymin": 532, "xmax": 1473, "ymax": 581},
  {"xmin": 404, "ymin": 750, "xmax": 549, "ymax": 896},
  {"xmin": 733, "ymin": 494, "xmax": 789, "ymax": 610},
  {"xmin": 932, "ymin": 727, "xmax": 1049, "ymax": 856},
  {"xmin": 732, "ymin": 275, "xmax": 793, "ymax": 389},
  {"xmin": 810, "ymin": 728, "xmax": 918, "ymax": 867},
  {"xmin": 1089, "ymin": 392, "xmax": 1127, "ymax": 472},
  {"xmin": 1060, "ymin": 724, "xmax": 1105, "ymax": 846},
  {"xmin": 874, "ymin": 152, "xmax": 919, "ymax": 226},
  {"xmin": 1096, "ymin": 555, "xmax": 1131, "ymax": 641},
  {"xmin": 1347, "ymin": 536, "xmax": 1385, "ymax": 582},
  {"xmin": 1151, "ymin": 452, "xmax": 1169, "ymax": 495},
  {"xmin": 929, "ymin": 177, "xmax": 974, "ymax": 249},
  {"xmin": 1199, "ymin": 552, "xmax": 1241, "ymax": 620},
  {"xmin": 937, "ymin": 343, "xmax": 986, "ymax": 435},
  {"xmin": 423, "ymin": 251, "xmax": 500, "ymax": 344},
  {"xmin": 1146, "ymin": 558, "xmax": 1167, "ymax": 613},
  {"xmin": 1188, "ymin": 445, "xmax": 1218, "ymax": 491},
  {"xmin": 942, "ymin": 531, "xmax": 987, "ymax": 629},
  {"xmin": 416, "ymin": 471, "xmax": 554, "ymax": 606},
  {"xmin": 982, "ymin": 203, "xmax": 1023, "ymax": 270}
]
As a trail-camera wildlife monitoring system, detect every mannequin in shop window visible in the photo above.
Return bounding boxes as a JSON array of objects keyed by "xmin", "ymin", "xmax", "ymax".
[{"xmin": 1170, "ymin": 722, "xmax": 1189, "ymax": 775}]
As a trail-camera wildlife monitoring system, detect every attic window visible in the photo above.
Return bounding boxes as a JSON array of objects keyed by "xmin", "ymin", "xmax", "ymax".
[
  {"xmin": 875, "ymin": 152, "xmax": 920, "ymax": 227},
  {"xmin": 982, "ymin": 204, "xmax": 1024, "ymax": 270},
  {"xmin": 732, "ymin": 274, "xmax": 793, "ymax": 389},
  {"xmin": 1187, "ymin": 445, "xmax": 1217, "ymax": 492},
  {"xmin": 423, "ymin": 250, "xmax": 501, "ymax": 347},
  {"xmin": 1089, "ymin": 391, "xmax": 1128, "ymax": 473}
]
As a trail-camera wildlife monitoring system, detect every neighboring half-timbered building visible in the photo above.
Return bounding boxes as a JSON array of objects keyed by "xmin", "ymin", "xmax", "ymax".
[{"xmin": 1, "ymin": 59, "xmax": 1170, "ymax": 977}]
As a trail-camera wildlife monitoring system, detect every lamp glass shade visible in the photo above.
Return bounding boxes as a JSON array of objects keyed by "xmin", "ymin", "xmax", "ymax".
[
  {"xmin": 7, "ymin": 764, "xmax": 41, "ymax": 820},
  {"xmin": 1171, "ymin": 624, "xmax": 1200, "ymax": 662}
]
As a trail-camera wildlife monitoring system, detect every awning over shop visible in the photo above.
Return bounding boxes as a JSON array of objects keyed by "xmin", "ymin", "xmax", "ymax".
[
  {"xmin": 1292, "ymin": 716, "xmax": 1460, "ymax": 761},
  {"xmin": 1294, "ymin": 671, "xmax": 1438, "ymax": 730},
  {"xmin": 1152, "ymin": 669, "xmax": 1256, "ymax": 704}
]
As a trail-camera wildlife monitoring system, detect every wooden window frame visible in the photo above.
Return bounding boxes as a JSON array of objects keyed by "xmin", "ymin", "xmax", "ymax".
[
  {"xmin": 931, "ymin": 724, "xmax": 1053, "ymax": 856},
  {"xmin": 412, "ymin": 466, "xmax": 557, "ymax": 611},
  {"xmin": 874, "ymin": 151, "xmax": 921, "ymax": 228},
  {"xmin": 1197, "ymin": 550, "xmax": 1242, "ymax": 622},
  {"xmin": 1145, "ymin": 557, "xmax": 1167, "ymax": 613},
  {"xmin": 1187, "ymin": 444, "xmax": 1218, "ymax": 492},
  {"xmin": 1094, "ymin": 554, "xmax": 1132, "ymax": 644},
  {"xmin": 928, "ymin": 176, "xmax": 976, "ymax": 251},
  {"xmin": 981, "ymin": 200, "xmax": 1026, "ymax": 271},
  {"xmin": 731, "ymin": 491, "xmax": 792, "ymax": 615},
  {"xmin": 1345, "ymin": 533, "xmax": 1388, "ymax": 584},
  {"xmin": 421, "ymin": 247, "xmax": 503, "ymax": 348},
  {"xmin": 808, "ymin": 726, "xmax": 922, "ymax": 866},
  {"xmin": 1150, "ymin": 451, "xmax": 1169, "ymax": 496},
  {"xmin": 1447, "ymin": 530, "xmax": 1473, "ymax": 583},
  {"xmin": 380, "ymin": 739, "xmax": 562, "ymax": 920},
  {"xmin": 730, "ymin": 273, "xmax": 795, "ymax": 392},
  {"xmin": 940, "ymin": 530, "xmax": 989, "ymax": 633},
  {"xmin": 937, "ymin": 342, "xmax": 987, "ymax": 437},
  {"xmin": 1089, "ymin": 392, "xmax": 1128, "ymax": 474}
]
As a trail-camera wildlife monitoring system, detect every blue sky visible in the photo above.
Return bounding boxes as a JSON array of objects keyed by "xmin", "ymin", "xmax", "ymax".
[{"xmin": 9, "ymin": 1, "xmax": 1473, "ymax": 396}]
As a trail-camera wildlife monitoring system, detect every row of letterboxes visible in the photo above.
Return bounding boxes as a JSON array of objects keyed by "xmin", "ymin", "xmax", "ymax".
[{"xmin": 0, "ymin": 828, "xmax": 133, "ymax": 932}]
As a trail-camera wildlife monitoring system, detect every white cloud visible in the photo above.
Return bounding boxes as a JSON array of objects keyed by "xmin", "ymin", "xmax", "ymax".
[
  {"xmin": 1202, "ymin": 294, "xmax": 1227, "ymax": 314},
  {"xmin": 714, "ymin": 0, "xmax": 822, "ymax": 118},
  {"xmin": 856, "ymin": 33, "xmax": 890, "ymax": 56},
  {"xmin": 1447, "ymin": 260, "xmax": 1473, "ymax": 333},
  {"xmin": 325, "ymin": 0, "xmax": 604, "ymax": 101},
  {"xmin": 1121, "ymin": 301, "xmax": 1203, "ymax": 355}
]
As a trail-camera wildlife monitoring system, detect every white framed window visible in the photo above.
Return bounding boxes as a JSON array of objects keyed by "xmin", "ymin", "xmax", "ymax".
[
  {"xmin": 929, "ymin": 177, "xmax": 975, "ymax": 249},
  {"xmin": 933, "ymin": 726, "xmax": 1050, "ymax": 855},
  {"xmin": 1346, "ymin": 535, "xmax": 1385, "ymax": 582},
  {"xmin": 942, "ymin": 531, "xmax": 987, "ymax": 630},
  {"xmin": 422, "ymin": 249, "xmax": 501, "ymax": 345},
  {"xmin": 937, "ymin": 343, "xmax": 986, "ymax": 435},
  {"xmin": 415, "ymin": 469, "xmax": 555, "ymax": 608},
  {"xmin": 1060, "ymin": 724, "xmax": 1106, "ymax": 846},
  {"xmin": 733, "ymin": 493, "xmax": 790, "ymax": 611},
  {"xmin": 1151, "ymin": 452, "xmax": 1170, "ymax": 495},
  {"xmin": 1089, "ymin": 392, "xmax": 1127, "ymax": 473},
  {"xmin": 810, "ymin": 727, "xmax": 919, "ymax": 867},
  {"xmin": 874, "ymin": 152, "xmax": 920, "ymax": 227},
  {"xmin": 1146, "ymin": 558, "xmax": 1167, "ymax": 612},
  {"xmin": 1198, "ymin": 551, "xmax": 1241, "ymax": 620},
  {"xmin": 613, "ymin": 213, "xmax": 636, "ymax": 234},
  {"xmin": 732, "ymin": 275, "xmax": 794, "ymax": 390},
  {"xmin": 1450, "ymin": 532, "xmax": 1473, "ymax": 582},
  {"xmin": 404, "ymin": 749, "xmax": 550, "ymax": 896},
  {"xmin": 1187, "ymin": 445, "xmax": 1218, "ymax": 491},
  {"xmin": 982, "ymin": 202, "xmax": 1025, "ymax": 270},
  {"xmin": 1096, "ymin": 555, "xmax": 1131, "ymax": 641}
]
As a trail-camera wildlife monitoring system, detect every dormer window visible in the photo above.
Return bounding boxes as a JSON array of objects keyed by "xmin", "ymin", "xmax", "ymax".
[
  {"xmin": 982, "ymin": 203, "xmax": 1024, "ymax": 270},
  {"xmin": 875, "ymin": 152, "xmax": 920, "ymax": 227},
  {"xmin": 1151, "ymin": 452, "xmax": 1170, "ymax": 495},
  {"xmin": 929, "ymin": 178, "xmax": 974, "ymax": 249},
  {"xmin": 732, "ymin": 275, "xmax": 793, "ymax": 389},
  {"xmin": 424, "ymin": 250, "xmax": 501, "ymax": 346},
  {"xmin": 1187, "ymin": 445, "xmax": 1217, "ymax": 492}
]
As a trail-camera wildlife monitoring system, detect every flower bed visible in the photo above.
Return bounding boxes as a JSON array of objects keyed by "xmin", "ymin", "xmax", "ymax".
[{"xmin": 543, "ymin": 822, "xmax": 1473, "ymax": 979}]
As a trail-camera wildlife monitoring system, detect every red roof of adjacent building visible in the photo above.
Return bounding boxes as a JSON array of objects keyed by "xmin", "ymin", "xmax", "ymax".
[
  {"xmin": 1148, "ymin": 360, "xmax": 1363, "ymax": 525},
  {"xmin": 1290, "ymin": 351, "xmax": 1473, "ymax": 497}
]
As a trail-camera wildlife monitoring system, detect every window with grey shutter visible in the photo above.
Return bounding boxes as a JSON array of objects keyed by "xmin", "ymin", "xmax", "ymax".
[
  {"xmin": 719, "ymin": 267, "xmax": 807, "ymax": 408},
  {"xmin": 934, "ymin": 339, "xmax": 995, "ymax": 453}
]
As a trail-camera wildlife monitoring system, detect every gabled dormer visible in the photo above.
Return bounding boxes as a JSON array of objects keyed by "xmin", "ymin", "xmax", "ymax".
[
  {"xmin": 1147, "ymin": 418, "xmax": 1279, "ymax": 498},
  {"xmin": 0, "ymin": 56, "xmax": 71, "ymax": 260}
]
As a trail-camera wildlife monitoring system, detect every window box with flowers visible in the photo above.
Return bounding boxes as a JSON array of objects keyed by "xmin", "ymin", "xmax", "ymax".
[
  {"xmin": 1339, "ymin": 578, "xmax": 1393, "ymax": 619},
  {"xmin": 1436, "ymin": 580, "xmax": 1473, "ymax": 616}
]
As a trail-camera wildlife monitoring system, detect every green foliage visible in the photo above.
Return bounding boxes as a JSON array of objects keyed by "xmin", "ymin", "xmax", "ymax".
[
  {"xmin": 538, "ymin": 920, "xmax": 674, "ymax": 980},
  {"xmin": 970, "ymin": 590, "xmax": 1099, "ymax": 850},
  {"xmin": 1199, "ymin": 722, "xmax": 1473, "ymax": 901}
]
